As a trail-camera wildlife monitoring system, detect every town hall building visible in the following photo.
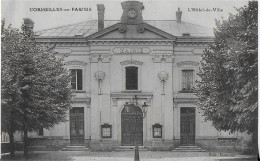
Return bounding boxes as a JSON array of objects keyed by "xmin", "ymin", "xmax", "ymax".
[{"xmin": 25, "ymin": 1, "xmax": 252, "ymax": 152}]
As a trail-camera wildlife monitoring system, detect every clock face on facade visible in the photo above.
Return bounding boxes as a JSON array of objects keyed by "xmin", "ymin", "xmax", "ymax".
[{"xmin": 127, "ymin": 9, "xmax": 137, "ymax": 18}]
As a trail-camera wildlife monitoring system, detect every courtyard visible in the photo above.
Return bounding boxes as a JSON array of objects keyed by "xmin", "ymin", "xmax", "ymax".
[{"xmin": 1, "ymin": 151, "xmax": 257, "ymax": 161}]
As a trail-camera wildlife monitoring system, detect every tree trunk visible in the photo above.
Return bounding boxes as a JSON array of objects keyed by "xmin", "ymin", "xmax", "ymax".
[
  {"xmin": 8, "ymin": 130, "xmax": 15, "ymax": 158},
  {"xmin": 9, "ymin": 109, "xmax": 15, "ymax": 158},
  {"xmin": 23, "ymin": 128, "xmax": 28, "ymax": 159}
]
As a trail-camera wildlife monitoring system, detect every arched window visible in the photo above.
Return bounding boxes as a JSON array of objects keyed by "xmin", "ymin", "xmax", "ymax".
[{"xmin": 125, "ymin": 66, "xmax": 138, "ymax": 90}]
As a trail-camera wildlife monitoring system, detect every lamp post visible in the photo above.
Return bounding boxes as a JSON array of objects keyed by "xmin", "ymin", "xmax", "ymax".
[{"xmin": 124, "ymin": 99, "xmax": 148, "ymax": 161}]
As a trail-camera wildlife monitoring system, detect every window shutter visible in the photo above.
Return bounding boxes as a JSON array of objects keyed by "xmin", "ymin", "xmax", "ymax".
[
  {"xmin": 71, "ymin": 69, "xmax": 77, "ymax": 89},
  {"xmin": 77, "ymin": 69, "xmax": 83, "ymax": 90}
]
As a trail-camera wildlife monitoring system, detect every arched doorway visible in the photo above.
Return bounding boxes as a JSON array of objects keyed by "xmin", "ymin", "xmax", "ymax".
[{"xmin": 121, "ymin": 104, "xmax": 143, "ymax": 146}]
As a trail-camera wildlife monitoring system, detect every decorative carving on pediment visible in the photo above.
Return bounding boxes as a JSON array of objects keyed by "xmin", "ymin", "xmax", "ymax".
[
  {"xmin": 120, "ymin": 60, "xmax": 143, "ymax": 66},
  {"xmin": 118, "ymin": 23, "xmax": 127, "ymax": 33},
  {"xmin": 120, "ymin": 1, "xmax": 144, "ymax": 25},
  {"xmin": 153, "ymin": 55, "xmax": 174, "ymax": 63},
  {"xmin": 137, "ymin": 23, "xmax": 145, "ymax": 33},
  {"xmin": 118, "ymin": 1, "xmax": 144, "ymax": 33}
]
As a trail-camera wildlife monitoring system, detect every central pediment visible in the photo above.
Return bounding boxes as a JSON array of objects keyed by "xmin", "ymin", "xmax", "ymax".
[{"xmin": 87, "ymin": 23, "xmax": 176, "ymax": 40}]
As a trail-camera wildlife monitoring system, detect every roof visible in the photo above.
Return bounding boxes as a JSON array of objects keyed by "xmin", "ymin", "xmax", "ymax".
[{"xmin": 36, "ymin": 20, "xmax": 214, "ymax": 37}]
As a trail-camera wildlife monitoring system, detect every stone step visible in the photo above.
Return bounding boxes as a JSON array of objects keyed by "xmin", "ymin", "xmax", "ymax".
[
  {"xmin": 179, "ymin": 146, "xmax": 199, "ymax": 148},
  {"xmin": 175, "ymin": 147, "xmax": 202, "ymax": 150},
  {"xmin": 62, "ymin": 146, "xmax": 89, "ymax": 151},
  {"xmin": 172, "ymin": 149, "xmax": 206, "ymax": 152},
  {"xmin": 173, "ymin": 146, "xmax": 206, "ymax": 152},
  {"xmin": 115, "ymin": 146, "xmax": 147, "ymax": 151}
]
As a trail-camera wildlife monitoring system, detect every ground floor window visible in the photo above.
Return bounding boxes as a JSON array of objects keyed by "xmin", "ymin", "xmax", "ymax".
[
  {"xmin": 101, "ymin": 124, "xmax": 112, "ymax": 138},
  {"xmin": 152, "ymin": 124, "xmax": 162, "ymax": 138}
]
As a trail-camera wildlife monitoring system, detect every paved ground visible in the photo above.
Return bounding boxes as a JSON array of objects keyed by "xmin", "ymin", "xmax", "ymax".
[{"xmin": 1, "ymin": 151, "xmax": 258, "ymax": 161}]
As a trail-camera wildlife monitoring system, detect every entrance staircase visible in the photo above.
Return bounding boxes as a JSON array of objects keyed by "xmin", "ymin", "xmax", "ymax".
[
  {"xmin": 62, "ymin": 145, "xmax": 90, "ymax": 151},
  {"xmin": 115, "ymin": 146, "xmax": 147, "ymax": 151},
  {"xmin": 172, "ymin": 146, "xmax": 206, "ymax": 152}
]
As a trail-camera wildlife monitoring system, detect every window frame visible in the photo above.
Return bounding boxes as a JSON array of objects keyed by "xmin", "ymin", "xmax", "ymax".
[
  {"xmin": 152, "ymin": 124, "xmax": 162, "ymax": 138},
  {"xmin": 101, "ymin": 124, "xmax": 112, "ymax": 138},
  {"xmin": 181, "ymin": 69, "xmax": 195, "ymax": 92},
  {"xmin": 122, "ymin": 64, "xmax": 142, "ymax": 91},
  {"xmin": 125, "ymin": 66, "xmax": 138, "ymax": 90},
  {"xmin": 68, "ymin": 65, "xmax": 85, "ymax": 91},
  {"xmin": 70, "ymin": 69, "xmax": 83, "ymax": 90},
  {"xmin": 177, "ymin": 61, "xmax": 199, "ymax": 93}
]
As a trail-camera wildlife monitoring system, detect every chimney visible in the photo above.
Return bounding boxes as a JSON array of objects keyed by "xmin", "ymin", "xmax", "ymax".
[
  {"xmin": 23, "ymin": 18, "xmax": 34, "ymax": 38},
  {"xmin": 176, "ymin": 8, "xmax": 182, "ymax": 23},
  {"xmin": 97, "ymin": 4, "xmax": 105, "ymax": 31},
  {"xmin": 23, "ymin": 18, "xmax": 34, "ymax": 29}
]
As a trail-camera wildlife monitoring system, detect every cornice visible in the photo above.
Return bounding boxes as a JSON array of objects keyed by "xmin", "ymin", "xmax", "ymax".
[
  {"xmin": 36, "ymin": 41, "xmax": 89, "ymax": 46},
  {"xmin": 72, "ymin": 97, "xmax": 91, "ymax": 104},
  {"xmin": 87, "ymin": 40, "xmax": 174, "ymax": 45},
  {"xmin": 173, "ymin": 93, "xmax": 198, "ymax": 104},
  {"xmin": 110, "ymin": 91, "xmax": 153, "ymax": 98},
  {"xmin": 177, "ymin": 61, "xmax": 200, "ymax": 67},
  {"xmin": 65, "ymin": 60, "xmax": 87, "ymax": 66}
]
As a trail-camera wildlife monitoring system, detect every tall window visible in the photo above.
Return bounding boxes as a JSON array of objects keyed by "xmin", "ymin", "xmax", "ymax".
[
  {"xmin": 126, "ymin": 66, "xmax": 138, "ymax": 90},
  {"xmin": 182, "ymin": 70, "xmax": 194, "ymax": 91},
  {"xmin": 70, "ymin": 69, "xmax": 83, "ymax": 90}
]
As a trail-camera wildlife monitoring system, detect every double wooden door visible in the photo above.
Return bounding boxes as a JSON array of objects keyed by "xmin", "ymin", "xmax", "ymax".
[
  {"xmin": 70, "ymin": 107, "xmax": 84, "ymax": 145},
  {"xmin": 180, "ymin": 107, "xmax": 195, "ymax": 146},
  {"xmin": 121, "ymin": 104, "xmax": 143, "ymax": 146}
]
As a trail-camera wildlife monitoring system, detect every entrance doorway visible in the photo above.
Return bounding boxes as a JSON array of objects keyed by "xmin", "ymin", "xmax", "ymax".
[
  {"xmin": 70, "ymin": 107, "xmax": 84, "ymax": 145},
  {"xmin": 180, "ymin": 107, "xmax": 195, "ymax": 146},
  {"xmin": 121, "ymin": 104, "xmax": 143, "ymax": 146}
]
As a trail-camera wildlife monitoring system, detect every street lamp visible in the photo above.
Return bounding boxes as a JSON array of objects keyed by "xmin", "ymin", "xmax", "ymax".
[
  {"xmin": 142, "ymin": 102, "xmax": 148, "ymax": 118},
  {"xmin": 124, "ymin": 99, "xmax": 148, "ymax": 161}
]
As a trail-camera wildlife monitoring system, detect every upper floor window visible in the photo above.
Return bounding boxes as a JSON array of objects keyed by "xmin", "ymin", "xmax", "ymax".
[
  {"xmin": 125, "ymin": 66, "xmax": 138, "ymax": 90},
  {"xmin": 182, "ymin": 70, "xmax": 194, "ymax": 92},
  {"xmin": 70, "ymin": 69, "xmax": 82, "ymax": 90}
]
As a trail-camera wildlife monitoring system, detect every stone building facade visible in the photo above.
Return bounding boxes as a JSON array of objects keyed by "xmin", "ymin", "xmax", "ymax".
[{"xmin": 28, "ymin": 1, "xmax": 252, "ymax": 152}]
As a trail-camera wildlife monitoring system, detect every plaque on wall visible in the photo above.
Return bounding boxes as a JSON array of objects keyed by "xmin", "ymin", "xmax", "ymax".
[{"xmin": 112, "ymin": 47, "xmax": 151, "ymax": 54}]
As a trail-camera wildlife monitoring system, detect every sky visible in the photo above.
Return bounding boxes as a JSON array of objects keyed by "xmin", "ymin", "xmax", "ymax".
[{"xmin": 1, "ymin": 0, "xmax": 249, "ymax": 31}]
